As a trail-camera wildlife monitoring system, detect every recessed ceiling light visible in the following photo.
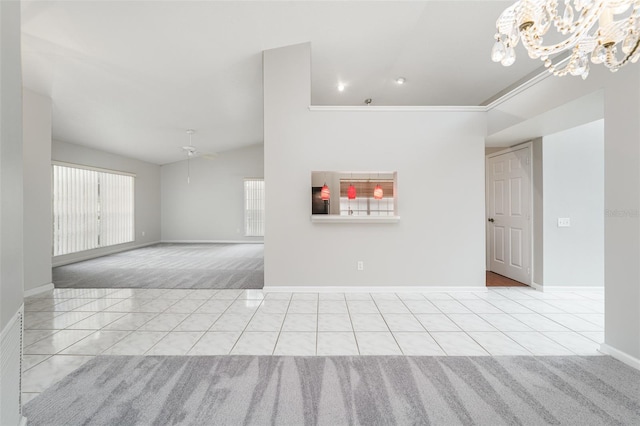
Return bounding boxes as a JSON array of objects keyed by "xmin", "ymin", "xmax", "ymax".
[
  {"xmin": 396, "ymin": 77, "xmax": 406, "ymax": 85},
  {"xmin": 337, "ymin": 84, "xmax": 345, "ymax": 92}
]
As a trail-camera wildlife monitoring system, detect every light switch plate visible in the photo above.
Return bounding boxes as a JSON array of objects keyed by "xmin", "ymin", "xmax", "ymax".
[{"xmin": 558, "ymin": 217, "xmax": 571, "ymax": 227}]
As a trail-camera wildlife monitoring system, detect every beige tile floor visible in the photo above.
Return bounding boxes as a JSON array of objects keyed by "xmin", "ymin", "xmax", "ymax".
[{"xmin": 21, "ymin": 286, "xmax": 604, "ymax": 404}]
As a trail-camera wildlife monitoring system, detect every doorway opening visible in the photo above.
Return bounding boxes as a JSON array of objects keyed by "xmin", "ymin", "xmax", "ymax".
[{"xmin": 485, "ymin": 143, "xmax": 533, "ymax": 287}]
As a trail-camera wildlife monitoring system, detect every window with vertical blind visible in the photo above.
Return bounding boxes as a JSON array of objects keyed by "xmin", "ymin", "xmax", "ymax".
[
  {"xmin": 244, "ymin": 178, "xmax": 265, "ymax": 237},
  {"xmin": 53, "ymin": 163, "xmax": 135, "ymax": 256}
]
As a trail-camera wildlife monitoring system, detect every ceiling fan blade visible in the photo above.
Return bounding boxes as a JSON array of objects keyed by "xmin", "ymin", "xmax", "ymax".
[{"xmin": 201, "ymin": 153, "xmax": 218, "ymax": 160}]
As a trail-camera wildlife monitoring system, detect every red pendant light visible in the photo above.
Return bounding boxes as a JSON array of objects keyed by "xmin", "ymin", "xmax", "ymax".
[
  {"xmin": 373, "ymin": 184, "xmax": 383, "ymax": 200},
  {"xmin": 321, "ymin": 184, "xmax": 331, "ymax": 200},
  {"xmin": 347, "ymin": 184, "xmax": 357, "ymax": 200}
]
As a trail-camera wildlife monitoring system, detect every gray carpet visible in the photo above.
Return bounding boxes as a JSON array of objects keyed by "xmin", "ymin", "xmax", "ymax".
[
  {"xmin": 53, "ymin": 243, "xmax": 264, "ymax": 289},
  {"xmin": 24, "ymin": 355, "xmax": 640, "ymax": 425}
]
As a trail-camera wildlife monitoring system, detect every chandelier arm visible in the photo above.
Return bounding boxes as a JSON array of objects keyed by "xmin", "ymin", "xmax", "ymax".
[
  {"xmin": 605, "ymin": 37, "xmax": 640, "ymax": 69},
  {"xmin": 519, "ymin": 1, "xmax": 606, "ymax": 56},
  {"xmin": 544, "ymin": 26, "xmax": 640, "ymax": 75},
  {"xmin": 546, "ymin": 51, "xmax": 579, "ymax": 75}
]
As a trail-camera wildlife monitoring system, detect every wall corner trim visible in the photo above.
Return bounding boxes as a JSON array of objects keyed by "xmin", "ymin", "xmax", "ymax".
[
  {"xmin": 24, "ymin": 283, "xmax": 54, "ymax": 298},
  {"xmin": 599, "ymin": 343, "xmax": 640, "ymax": 371}
]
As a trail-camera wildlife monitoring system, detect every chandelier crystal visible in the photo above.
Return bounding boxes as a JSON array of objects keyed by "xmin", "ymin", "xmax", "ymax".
[{"xmin": 491, "ymin": 0, "xmax": 640, "ymax": 78}]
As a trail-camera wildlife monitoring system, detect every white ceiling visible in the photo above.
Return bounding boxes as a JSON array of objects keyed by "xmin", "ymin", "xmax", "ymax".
[{"xmin": 22, "ymin": 1, "xmax": 543, "ymax": 165}]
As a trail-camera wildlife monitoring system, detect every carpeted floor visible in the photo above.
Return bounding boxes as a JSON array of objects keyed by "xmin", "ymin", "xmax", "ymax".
[
  {"xmin": 24, "ymin": 355, "xmax": 640, "ymax": 425},
  {"xmin": 52, "ymin": 243, "xmax": 264, "ymax": 289}
]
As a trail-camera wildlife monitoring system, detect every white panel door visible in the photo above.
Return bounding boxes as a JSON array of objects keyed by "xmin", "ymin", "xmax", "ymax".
[{"xmin": 488, "ymin": 148, "xmax": 531, "ymax": 284}]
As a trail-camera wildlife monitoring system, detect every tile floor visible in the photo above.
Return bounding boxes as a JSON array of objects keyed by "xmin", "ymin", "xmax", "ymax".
[{"xmin": 21, "ymin": 286, "xmax": 604, "ymax": 404}]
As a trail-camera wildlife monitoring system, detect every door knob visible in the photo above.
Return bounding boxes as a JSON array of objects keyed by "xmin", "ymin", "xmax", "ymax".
[{"xmin": 488, "ymin": 218, "xmax": 494, "ymax": 222}]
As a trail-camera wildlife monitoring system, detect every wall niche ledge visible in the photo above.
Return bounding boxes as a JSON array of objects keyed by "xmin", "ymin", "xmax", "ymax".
[{"xmin": 311, "ymin": 215, "xmax": 400, "ymax": 224}]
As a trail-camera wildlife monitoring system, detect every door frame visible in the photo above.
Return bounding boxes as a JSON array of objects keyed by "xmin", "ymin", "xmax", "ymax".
[{"xmin": 485, "ymin": 141, "xmax": 533, "ymax": 285}]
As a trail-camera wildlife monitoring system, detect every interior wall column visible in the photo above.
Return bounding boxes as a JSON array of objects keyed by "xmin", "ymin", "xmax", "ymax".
[
  {"xmin": 602, "ymin": 67, "xmax": 640, "ymax": 364},
  {"xmin": 0, "ymin": 0, "xmax": 26, "ymax": 423}
]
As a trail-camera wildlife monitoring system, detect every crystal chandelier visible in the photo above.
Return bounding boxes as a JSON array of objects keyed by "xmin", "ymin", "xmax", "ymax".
[{"xmin": 491, "ymin": 0, "xmax": 640, "ymax": 79}]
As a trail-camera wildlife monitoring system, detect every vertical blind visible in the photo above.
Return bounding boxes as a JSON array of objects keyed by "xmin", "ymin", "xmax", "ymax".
[
  {"xmin": 244, "ymin": 178, "xmax": 265, "ymax": 237},
  {"xmin": 53, "ymin": 164, "xmax": 135, "ymax": 256}
]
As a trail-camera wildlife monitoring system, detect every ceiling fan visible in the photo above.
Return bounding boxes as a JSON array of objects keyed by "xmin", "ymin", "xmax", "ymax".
[{"xmin": 181, "ymin": 129, "xmax": 217, "ymax": 183}]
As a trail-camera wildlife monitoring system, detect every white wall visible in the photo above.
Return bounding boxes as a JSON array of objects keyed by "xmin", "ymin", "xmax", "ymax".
[
  {"xmin": 542, "ymin": 120, "xmax": 604, "ymax": 287},
  {"xmin": 264, "ymin": 43, "xmax": 486, "ymax": 288},
  {"xmin": 603, "ymin": 68, "xmax": 640, "ymax": 362},
  {"xmin": 52, "ymin": 140, "xmax": 161, "ymax": 266},
  {"xmin": 161, "ymin": 144, "xmax": 264, "ymax": 242},
  {"xmin": 0, "ymin": 1, "xmax": 25, "ymax": 424},
  {"xmin": 487, "ymin": 67, "xmax": 608, "ymax": 138},
  {"xmin": 23, "ymin": 89, "xmax": 52, "ymax": 292},
  {"xmin": 0, "ymin": 0, "xmax": 24, "ymax": 333},
  {"xmin": 486, "ymin": 65, "xmax": 639, "ymax": 363},
  {"xmin": 532, "ymin": 138, "xmax": 544, "ymax": 285}
]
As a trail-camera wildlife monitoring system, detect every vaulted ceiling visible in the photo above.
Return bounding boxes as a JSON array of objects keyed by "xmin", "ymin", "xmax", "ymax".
[{"xmin": 22, "ymin": 1, "xmax": 542, "ymax": 165}]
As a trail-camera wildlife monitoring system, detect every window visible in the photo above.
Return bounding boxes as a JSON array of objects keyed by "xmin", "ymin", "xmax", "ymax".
[
  {"xmin": 244, "ymin": 178, "xmax": 265, "ymax": 236},
  {"xmin": 339, "ymin": 179, "xmax": 395, "ymax": 217},
  {"xmin": 310, "ymin": 171, "xmax": 397, "ymax": 219},
  {"xmin": 53, "ymin": 163, "xmax": 135, "ymax": 256}
]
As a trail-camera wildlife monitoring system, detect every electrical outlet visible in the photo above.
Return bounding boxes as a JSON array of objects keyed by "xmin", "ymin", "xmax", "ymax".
[
  {"xmin": 357, "ymin": 261, "xmax": 364, "ymax": 271},
  {"xmin": 141, "ymin": 231, "xmax": 145, "ymax": 237},
  {"xmin": 557, "ymin": 217, "xmax": 571, "ymax": 227}
]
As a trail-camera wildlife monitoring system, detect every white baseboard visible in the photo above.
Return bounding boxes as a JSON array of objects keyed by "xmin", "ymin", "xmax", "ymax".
[
  {"xmin": 24, "ymin": 283, "xmax": 54, "ymax": 298},
  {"xmin": 263, "ymin": 286, "xmax": 485, "ymax": 293},
  {"xmin": 1, "ymin": 305, "xmax": 24, "ymax": 426},
  {"xmin": 161, "ymin": 240, "xmax": 264, "ymax": 244},
  {"xmin": 540, "ymin": 285, "xmax": 604, "ymax": 292},
  {"xmin": 52, "ymin": 241, "xmax": 161, "ymax": 267},
  {"xmin": 523, "ymin": 282, "xmax": 603, "ymax": 293},
  {"xmin": 599, "ymin": 343, "xmax": 640, "ymax": 371},
  {"xmin": 530, "ymin": 282, "xmax": 543, "ymax": 291}
]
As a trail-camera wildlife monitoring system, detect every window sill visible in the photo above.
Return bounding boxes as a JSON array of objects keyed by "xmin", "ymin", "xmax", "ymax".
[{"xmin": 311, "ymin": 215, "xmax": 400, "ymax": 224}]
